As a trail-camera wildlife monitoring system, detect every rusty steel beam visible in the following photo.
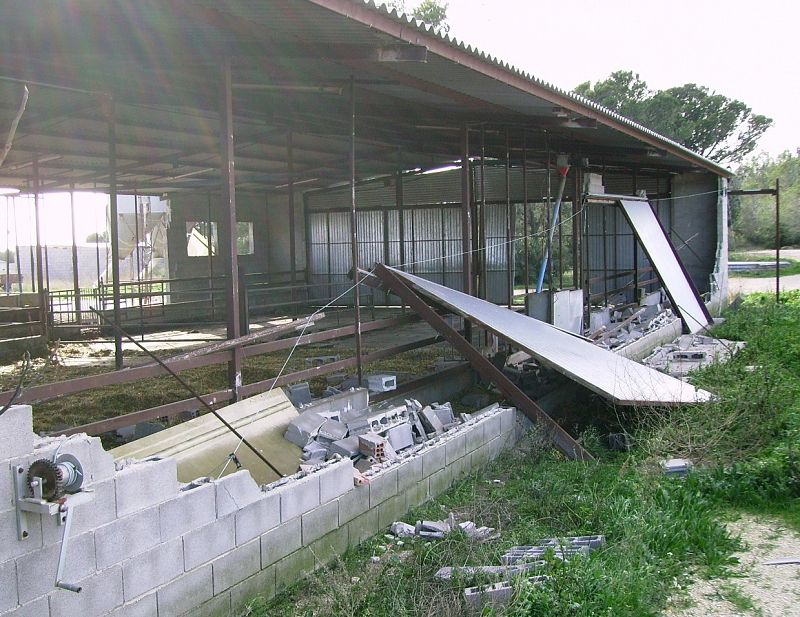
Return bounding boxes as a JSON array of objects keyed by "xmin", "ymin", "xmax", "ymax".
[
  {"xmin": 55, "ymin": 333, "xmax": 442, "ymax": 436},
  {"xmin": 372, "ymin": 263, "xmax": 592, "ymax": 461},
  {"xmin": 0, "ymin": 314, "xmax": 420, "ymax": 406}
]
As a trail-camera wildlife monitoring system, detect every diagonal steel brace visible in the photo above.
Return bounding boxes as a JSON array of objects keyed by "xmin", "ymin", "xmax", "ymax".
[{"xmin": 372, "ymin": 264, "xmax": 592, "ymax": 461}]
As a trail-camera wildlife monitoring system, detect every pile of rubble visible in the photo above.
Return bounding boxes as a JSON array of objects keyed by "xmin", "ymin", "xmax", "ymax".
[
  {"xmin": 453, "ymin": 535, "xmax": 606, "ymax": 612},
  {"xmin": 284, "ymin": 386, "xmax": 486, "ymax": 471},
  {"xmin": 390, "ymin": 513, "xmax": 497, "ymax": 542},
  {"xmin": 643, "ymin": 334, "xmax": 746, "ymax": 378},
  {"xmin": 587, "ymin": 291, "xmax": 678, "ymax": 350}
]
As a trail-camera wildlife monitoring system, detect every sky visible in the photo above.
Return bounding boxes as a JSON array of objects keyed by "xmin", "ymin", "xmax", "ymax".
[{"xmin": 440, "ymin": 0, "xmax": 798, "ymax": 158}]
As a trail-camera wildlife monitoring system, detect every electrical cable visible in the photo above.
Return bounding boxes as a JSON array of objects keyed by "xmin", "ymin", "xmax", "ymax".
[{"xmin": 0, "ymin": 351, "xmax": 30, "ymax": 417}]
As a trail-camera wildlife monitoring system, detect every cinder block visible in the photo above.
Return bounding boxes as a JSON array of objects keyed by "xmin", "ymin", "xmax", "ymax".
[
  {"xmin": 16, "ymin": 529, "xmax": 95, "ymax": 603},
  {"xmin": 0, "ymin": 558, "xmax": 17, "ymax": 613},
  {"xmin": 301, "ymin": 499, "xmax": 338, "ymax": 545},
  {"xmin": 405, "ymin": 478, "xmax": 429, "ymax": 509},
  {"xmin": 160, "ymin": 482, "xmax": 216, "ymax": 541},
  {"xmin": 215, "ymin": 470, "xmax": 262, "ymax": 518},
  {"xmin": 276, "ymin": 474, "xmax": 320, "ymax": 522},
  {"xmin": 318, "ymin": 459, "xmax": 354, "ymax": 504},
  {"xmin": 0, "ymin": 505, "xmax": 42, "ymax": 564},
  {"xmin": 337, "ymin": 484, "xmax": 369, "ymax": 525},
  {"xmin": 156, "ymin": 564, "xmax": 213, "ymax": 617},
  {"xmin": 121, "ymin": 537, "xmax": 183, "ymax": 601},
  {"xmin": 450, "ymin": 455, "xmax": 469, "ymax": 481},
  {"xmin": 235, "ymin": 491, "xmax": 280, "ymax": 546},
  {"xmin": 396, "ymin": 456, "xmax": 423, "ymax": 494},
  {"xmin": 1, "ymin": 596, "xmax": 48, "ymax": 617},
  {"xmin": 95, "ymin": 506, "xmax": 160, "ymax": 570},
  {"xmin": 183, "ymin": 515, "xmax": 235, "ymax": 571},
  {"xmin": 347, "ymin": 508, "xmax": 379, "ymax": 546},
  {"xmin": 261, "ymin": 517, "xmax": 301, "ymax": 567},
  {"xmin": 115, "ymin": 457, "xmax": 178, "ymax": 518},
  {"xmin": 308, "ymin": 525, "xmax": 349, "ymax": 567},
  {"xmin": 105, "ymin": 592, "xmax": 157, "ymax": 617},
  {"xmin": 377, "ymin": 493, "xmax": 407, "ymax": 529},
  {"xmin": 445, "ymin": 432, "xmax": 467, "ymax": 465},
  {"xmin": 465, "ymin": 422, "xmax": 486, "ymax": 453},
  {"xmin": 50, "ymin": 565, "xmax": 123, "ymax": 617},
  {"xmin": 42, "ymin": 479, "xmax": 117, "ymax": 544},
  {"xmin": 421, "ymin": 443, "xmax": 445, "ymax": 477},
  {"xmin": 230, "ymin": 565, "xmax": 276, "ymax": 614},
  {"xmin": 275, "ymin": 547, "xmax": 314, "ymax": 592},
  {"xmin": 212, "ymin": 539, "xmax": 260, "ymax": 595},
  {"xmin": 183, "ymin": 591, "xmax": 231, "ymax": 617},
  {"xmin": 470, "ymin": 443, "xmax": 490, "ymax": 469},
  {"xmin": 500, "ymin": 407, "xmax": 515, "ymax": 435},
  {"xmin": 0, "ymin": 406, "xmax": 34, "ymax": 462},
  {"xmin": 368, "ymin": 467, "xmax": 397, "ymax": 507},
  {"xmin": 428, "ymin": 466, "xmax": 453, "ymax": 498},
  {"xmin": 484, "ymin": 412, "xmax": 502, "ymax": 441}
]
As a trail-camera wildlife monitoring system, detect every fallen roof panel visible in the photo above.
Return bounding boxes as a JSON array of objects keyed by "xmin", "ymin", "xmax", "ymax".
[
  {"xmin": 386, "ymin": 267, "xmax": 712, "ymax": 406},
  {"xmin": 617, "ymin": 199, "xmax": 713, "ymax": 335}
]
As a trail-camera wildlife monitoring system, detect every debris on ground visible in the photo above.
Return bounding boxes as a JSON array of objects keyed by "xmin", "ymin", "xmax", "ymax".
[
  {"xmin": 388, "ymin": 513, "xmax": 498, "ymax": 542},
  {"xmin": 661, "ymin": 458, "xmax": 693, "ymax": 477},
  {"xmin": 643, "ymin": 334, "xmax": 746, "ymax": 378},
  {"xmin": 455, "ymin": 535, "xmax": 605, "ymax": 612}
]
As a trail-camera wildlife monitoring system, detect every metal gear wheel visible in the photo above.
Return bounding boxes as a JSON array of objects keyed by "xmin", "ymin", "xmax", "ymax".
[{"xmin": 27, "ymin": 459, "xmax": 65, "ymax": 501}]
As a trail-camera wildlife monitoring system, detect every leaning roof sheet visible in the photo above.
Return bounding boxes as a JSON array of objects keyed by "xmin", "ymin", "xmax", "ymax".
[{"xmin": 387, "ymin": 266, "xmax": 713, "ymax": 406}]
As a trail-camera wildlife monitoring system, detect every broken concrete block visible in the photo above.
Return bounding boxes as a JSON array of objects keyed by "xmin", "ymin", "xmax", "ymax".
[
  {"xmin": 0, "ymin": 405, "xmax": 34, "ymax": 462},
  {"xmin": 431, "ymin": 402, "xmax": 455, "ymax": 425},
  {"xmin": 365, "ymin": 374, "xmax": 396, "ymax": 393},
  {"xmin": 463, "ymin": 576, "xmax": 549, "ymax": 612},
  {"xmin": 134, "ymin": 421, "xmax": 165, "ymax": 439},
  {"xmin": 302, "ymin": 441, "xmax": 328, "ymax": 463},
  {"xmin": 661, "ymin": 458, "xmax": 692, "ymax": 476},
  {"xmin": 385, "ymin": 423, "xmax": 414, "ymax": 452},
  {"xmin": 435, "ymin": 562, "xmax": 545, "ymax": 580},
  {"xmin": 317, "ymin": 419, "xmax": 348, "ymax": 443},
  {"xmin": 390, "ymin": 522, "xmax": 416, "ymax": 538},
  {"xmin": 115, "ymin": 456, "xmax": 178, "ymax": 518},
  {"xmin": 284, "ymin": 410, "xmax": 327, "ymax": 447},
  {"xmin": 418, "ymin": 519, "xmax": 450, "ymax": 534},
  {"xmin": 286, "ymin": 382, "xmax": 313, "ymax": 407},
  {"xmin": 305, "ymin": 355, "xmax": 340, "ymax": 367},
  {"xmin": 420, "ymin": 406, "xmax": 444, "ymax": 436},
  {"xmin": 329, "ymin": 436, "xmax": 360, "ymax": 459},
  {"xmin": 358, "ymin": 432, "xmax": 386, "ymax": 459}
]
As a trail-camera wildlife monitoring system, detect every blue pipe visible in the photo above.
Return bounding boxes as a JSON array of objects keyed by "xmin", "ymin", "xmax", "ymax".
[{"xmin": 536, "ymin": 172, "xmax": 569, "ymax": 293}]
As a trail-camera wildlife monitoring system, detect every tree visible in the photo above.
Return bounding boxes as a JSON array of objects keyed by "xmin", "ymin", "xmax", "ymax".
[
  {"xmin": 575, "ymin": 71, "xmax": 772, "ymax": 164},
  {"xmin": 389, "ymin": 0, "xmax": 449, "ymax": 32}
]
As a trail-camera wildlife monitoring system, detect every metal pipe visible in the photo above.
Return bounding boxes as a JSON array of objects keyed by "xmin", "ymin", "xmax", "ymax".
[
  {"xmin": 106, "ymin": 98, "xmax": 123, "ymax": 369},
  {"xmin": 536, "ymin": 172, "xmax": 568, "ymax": 293},
  {"xmin": 522, "ymin": 131, "xmax": 530, "ymax": 296},
  {"xmin": 287, "ymin": 128, "xmax": 297, "ymax": 283},
  {"xmin": 479, "ymin": 126, "xmax": 486, "ymax": 299},
  {"xmin": 219, "ymin": 58, "xmax": 243, "ymax": 399},
  {"xmin": 13, "ymin": 198, "xmax": 22, "ymax": 293},
  {"xmin": 505, "ymin": 129, "xmax": 512, "ymax": 308},
  {"xmin": 349, "ymin": 77, "xmax": 363, "ymax": 383}
]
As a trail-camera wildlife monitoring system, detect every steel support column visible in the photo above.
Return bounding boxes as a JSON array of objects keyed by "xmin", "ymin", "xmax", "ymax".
[
  {"xmin": 69, "ymin": 186, "xmax": 81, "ymax": 323},
  {"xmin": 505, "ymin": 129, "xmax": 512, "ymax": 308},
  {"xmin": 460, "ymin": 125, "xmax": 472, "ymax": 296},
  {"xmin": 775, "ymin": 178, "xmax": 781, "ymax": 303},
  {"xmin": 32, "ymin": 159, "xmax": 47, "ymax": 341},
  {"xmin": 219, "ymin": 58, "xmax": 242, "ymax": 398},
  {"xmin": 349, "ymin": 77, "xmax": 363, "ymax": 383},
  {"xmin": 287, "ymin": 128, "xmax": 297, "ymax": 283},
  {"xmin": 106, "ymin": 98, "xmax": 123, "ymax": 369}
]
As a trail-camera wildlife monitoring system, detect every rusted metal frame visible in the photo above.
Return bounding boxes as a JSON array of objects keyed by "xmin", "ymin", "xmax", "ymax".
[
  {"xmin": 304, "ymin": 0, "xmax": 731, "ymax": 179},
  {"xmin": 461, "ymin": 125, "xmax": 472, "ymax": 295},
  {"xmin": 58, "ymin": 332, "xmax": 442, "ymax": 437},
  {"xmin": 0, "ymin": 313, "xmax": 418, "ymax": 407},
  {"xmin": 219, "ymin": 57, "xmax": 243, "ymax": 399},
  {"xmin": 349, "ymin": 77, "xmax": 364, "ymax": 383},
  {"xmin": 479, "ymin": 126, "xmax": 487, "ymax": 299},
  {"xmin": 522, "ymin": 131, "xmax": 530, "ymax": 296},
  {"xmin": 240, "ymin": 334, "xmax": 442, "ymax": 399},
  {"xmin": 287, "ymin": 127, "xmax": 297, "ymax": 283},
  {"xmin": 68, "ymin": 186, "xmax": 82, "ymax": 323},
  {"xmin": 105, "ymin": 98, "xmax": 124, "ymax": 368},
  {"xmin": 572, "ymin": 168, "xmax": 580, "ymax": 291},
  {"xmin": 32, "ymin": 159, "xmax": 48, "ymax": 339},
  {"xmin": 372, "ymin": 264, "xmax": 592, "ymax": 461},
  {"xmin": 505, "ymin": 129, "xmax": 513, "ymax": 308},
  {"xmin": 632, "ymin": 170, "xmax": 639, "ymax": 300}
]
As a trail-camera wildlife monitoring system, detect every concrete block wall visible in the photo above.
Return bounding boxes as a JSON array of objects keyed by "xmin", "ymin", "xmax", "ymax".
[{"xmin": 1, "ymin": 404, "xmax": 522, "ymax": 617}]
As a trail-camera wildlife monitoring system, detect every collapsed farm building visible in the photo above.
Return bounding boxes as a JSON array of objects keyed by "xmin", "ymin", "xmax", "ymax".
[{"xmin": 0, "ymin": 1, "xmax": 734, "ymax": 615}]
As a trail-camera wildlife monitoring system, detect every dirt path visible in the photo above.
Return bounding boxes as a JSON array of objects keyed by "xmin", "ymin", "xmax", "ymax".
[
  {"xmin": 729, "ymin": 273, "xmax": 800, "ymax": 296},
  {"xmin": 667, "ymin": 515, "xmax": 800, "ymax": 616}
]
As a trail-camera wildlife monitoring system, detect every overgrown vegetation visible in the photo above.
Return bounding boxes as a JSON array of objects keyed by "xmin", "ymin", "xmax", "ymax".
[{"xmin": 245, "ymin": 291, "xmax": 800, "ymax": 616}]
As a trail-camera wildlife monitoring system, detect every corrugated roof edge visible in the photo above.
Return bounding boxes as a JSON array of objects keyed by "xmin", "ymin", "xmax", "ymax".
[{"xmin": 339, "ymin": 0, "xmax": 732, "ymax": 178}]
